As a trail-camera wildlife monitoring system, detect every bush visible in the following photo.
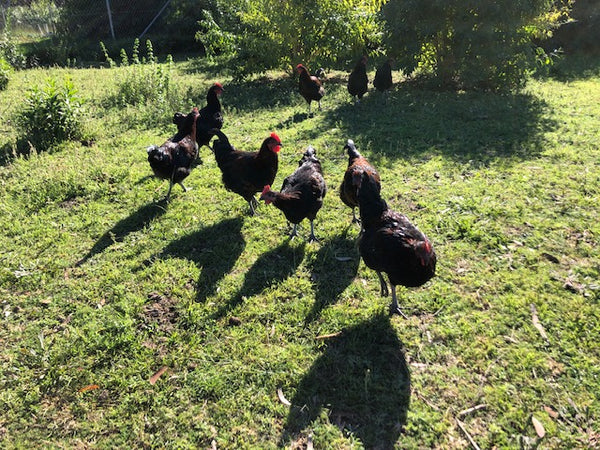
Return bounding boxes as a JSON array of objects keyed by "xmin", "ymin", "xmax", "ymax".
[
  {"xmin": 16, "ymin": 77, "xmax": 85, "ymax": 150},
  {"xmin": 196, "ymin": 0, "xmax": 386, "ymax": 78},
  {"xmin": 0, "ymin": 57, "xmax": 12, "ymax": 90},
  {"xmin": 381, "ymin": 0, "xmax": 568, "ymax": 91},
  {"xmin": 0, "ymin": 31, "xmax": 27, "ymax": 69}
]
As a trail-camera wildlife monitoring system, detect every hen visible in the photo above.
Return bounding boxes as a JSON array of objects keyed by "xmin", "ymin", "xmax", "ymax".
[
  {"xmin": 147, "ymin": 108, "xmax": 200, "ymax": 201},
  {"xmin": 373, "ymin": 58, "xmax": 393, "ymax": 95},
  {"xmin": 296, "ymin": 64, "xmax": 325, "ymax": 115},
  {"xmin": 174, "ymin": 82, "xmax": 224, "ymax": 152},
  {"xmin": 211, "ymin": 129, "xmax": 282, "ymax": 215},
  {"xmin": 347, "ymin": 55, "xmax": 368, "ymax": 103},
  {"xmin": 260, "ymin": 146, "xmax": 327, "ymax": 242},
  {"xmin": 339, "ymin": 139, "xmax": 381, "ymax": 224},
  {"xmin": 358, "ymin": 172, "xmax": 436, "ymax": 316}
]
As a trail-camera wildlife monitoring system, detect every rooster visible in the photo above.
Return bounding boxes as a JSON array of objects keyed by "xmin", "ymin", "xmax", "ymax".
[
  {"xmin": 210, "ymin": 129, "xmax": 282, "ymax": 215},
  {"xmin": 373, "ymin": 59, "xmax": 393, "ymax": 96},
  {"xmin": 173, "ymin": 82, "xmax": 224, "ymax": 152},
  {"xmin": 260, "ymin": 146, "xmax": 327, "ymax": 242},
  {"xmin": 147, "ymin": 108, "xmax": 200, "ymax": 201},
  {"xmin": 357, "ymin": 172, "xmax": 436, "ymax": 316},
  {"xmin": 339, "ymin": 139, "xmax": 381, "ymax": 224},
  {"xmin": 348, "ymin": 55, "xmax": 368, "ymax": 103},
  {"xmin": 296, "ymin": 64, "xmax": 325, "ymax": 115}
]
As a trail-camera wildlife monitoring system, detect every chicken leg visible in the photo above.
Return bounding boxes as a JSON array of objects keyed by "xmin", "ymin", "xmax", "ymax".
[
  {"xmin": 308, "ymin": 220, "xmax": 319, "ymax": 243},
  {"xmin": 389, "ymin": 284, "xmax": 409, "ymax": 319}
]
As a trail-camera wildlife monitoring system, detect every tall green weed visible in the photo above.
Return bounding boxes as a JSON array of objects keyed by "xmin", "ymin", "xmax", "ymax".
[{"xmin": 15, "ymin": 77, "xmax": 84, "ymax": 150}]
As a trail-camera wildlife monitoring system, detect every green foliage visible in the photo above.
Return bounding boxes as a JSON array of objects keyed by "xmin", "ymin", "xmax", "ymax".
[
  {"xmin": 382, "ymin": 0, "xmax": 569, "ymax": 90},
  {"xmin": 196, "ymin": 0, "xmax": 386, "ymax": 77},
  {"xmin": 9, "ymin": 0, "xmax": 60, "ymax": 36},
  {"xmin": 0, "ymin": 57, "xmax": 12, "ymax": 90},
  {"xmin": 101, "ymin": 39, "xmax": 173, "ymax": 106},
  {"xmin": 15, "ymin": 76, "xmax": 84, "ymax": 150},
  {"xmin": 0, "ymin": 30, "xmax": 27, "ymax": 69}
]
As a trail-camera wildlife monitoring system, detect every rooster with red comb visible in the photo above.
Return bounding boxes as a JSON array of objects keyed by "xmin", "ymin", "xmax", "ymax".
[{"xmin": 210, "ymin": 129, "xmax": 282, "ymax": 215}]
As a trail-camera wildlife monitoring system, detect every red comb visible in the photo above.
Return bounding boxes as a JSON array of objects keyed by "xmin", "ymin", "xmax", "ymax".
[
  {"xmin": 270, "ymin": 132, "xmax": 281, "ymax": 143},
  {"xmin": 214, "ymin": 82, "xmax": 223, "ymax": 89},
  {"xmin": 261, "ymin": 185, "xmax": 271, "ymax": 196},
  {"xmin": 192, "ymin": 107, "xmax": 199, "ymax": 112}
]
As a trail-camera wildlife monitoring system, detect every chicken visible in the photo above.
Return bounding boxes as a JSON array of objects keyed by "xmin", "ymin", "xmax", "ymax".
[
  {"xmin": 210, "ymin": 129, "xmax": 282, "ymax": 215},
  {"xmin": 357, "ymin": 172, "xmax": 436, "ymax": 316},
  {"xmin": 147, "ymin": 107, "xmax": 200, "ymax": 201},
  {"xmin": 296, "ymin": 64, "xmax": 325, "ymax": 115},
  {"xmin": 339, "ymin": 139, "xmax": 381, "ymax": 224},
  {"xmin": 373, "ymin": 58, "xmax": 393, "ymax": 95},
  {"xmin": 260, "ymin": 146, "xmax": 327, "ymax": 242},
  {"xmin": 173, "ymin": 82, "xmax": 224, "ymax": 152},
  {"xmin": 347, "ymin": 55, "xmax": 368, "ymax": 103}
]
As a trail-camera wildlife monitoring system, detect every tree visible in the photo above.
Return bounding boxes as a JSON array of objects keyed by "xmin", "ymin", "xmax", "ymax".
[{"xmin": 381, "ymin": 0, "xmax": 569, "ymax": 91}]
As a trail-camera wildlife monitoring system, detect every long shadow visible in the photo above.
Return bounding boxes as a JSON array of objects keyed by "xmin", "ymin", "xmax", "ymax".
[
  {"xmin": 75, "ymin": 200, "xmax": 169, "ymax": 266},
  {"xmin": 282, "ymin": 78, "xmax": 556, "ymax": 165},
  {"xmin": 281, "ymin": 314, "xmax": 410, "ymax": 449},
  {"xmin": 305, "ymin": 232, "xmax": 360, "ymax": 323},
  {"xmin": 158, "ymin": 217, "xmax": 245, "ymax": 302},
  {"xmin": 212, "ymin": 240, "xmax": 305, "ymax": 319}
]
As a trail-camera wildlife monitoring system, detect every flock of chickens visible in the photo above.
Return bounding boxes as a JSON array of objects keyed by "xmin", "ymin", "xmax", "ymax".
[{"xmin": 146, "ymin": 58, "xmax": 435, "ymax": 316}]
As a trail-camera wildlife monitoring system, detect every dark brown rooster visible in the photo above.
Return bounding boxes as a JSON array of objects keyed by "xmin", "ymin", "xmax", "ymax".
[
  {"xmin": 173, "ymin": 82, "xmax": 224, "ymax": 151},
  {"xmin": 296, "ymin": 64, "xmax": 325, "ymax": 115},
  {"xmin": 373, "ymin": 58, "xmax": 393, "ymax": 95},
  {"xmin": 339, "ymin": 139, "xmax": 380, "ymax": 224},
  {"xmin": 210, "ymin": 129, "xmax": 282, "ymax": 215},
  {"xmin": 147, "ymin": 108, "xmax": 199, "ymax": 201},
  {"xmin": 347, "ymin": 55, "xmax": 368, "ymax": 103},
  {"xmin": 260, "ymin": 146, "xmax": 327, "ymax": 242},
  {"xmin": 358, "ymin": 172, "xmax": 436, "ymax": 316}
]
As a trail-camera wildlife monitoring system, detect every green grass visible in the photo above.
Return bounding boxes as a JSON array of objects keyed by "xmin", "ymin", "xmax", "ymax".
[{"xmin": 0, "ymin": 55, "xmax": 599, "ymax": 448}]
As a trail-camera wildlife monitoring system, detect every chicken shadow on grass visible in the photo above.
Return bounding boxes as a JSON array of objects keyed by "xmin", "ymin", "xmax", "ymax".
[
  {"xmin": 281, "ymin": 313, "xmax": 411, "ymax": 449},
  {"xmin": 211, "ymin": 240, "xmax": 306, "ymax": 320},
  {"xmin": 305, "ymin": 232, "xmax": 360, "ymax": 324},
  {"xmin": 75, "ymin": 200, "xmax": 169, "ymax": 267},
  {"xmin": 157, "ymin": 217, "xmax": 246, "ymax": 302}
]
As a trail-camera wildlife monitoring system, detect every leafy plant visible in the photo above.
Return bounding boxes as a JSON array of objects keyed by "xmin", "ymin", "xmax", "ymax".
[
  {"xmin": 0, "ymin": 30, "xmax": 27, "ymax": 69},
  {"xmin": 381, "ymin": 0, "xmax": 570, "ymax": 91},
  {"xmin": 0, "ymin": 57, "xmax": 12, "ymax": 90},
  {"xmin": 15, "ymin": 76, "xmax": 84, "ymax": 150},
  {"xmin": 195, "ymin": 0, "xmax": 386, "ymax": 78}
]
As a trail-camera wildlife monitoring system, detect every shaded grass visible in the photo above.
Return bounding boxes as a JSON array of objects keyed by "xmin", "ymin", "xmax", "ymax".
[{"xmin": 0, "ymin": 55, "xmax": 599, "ymax": 448}]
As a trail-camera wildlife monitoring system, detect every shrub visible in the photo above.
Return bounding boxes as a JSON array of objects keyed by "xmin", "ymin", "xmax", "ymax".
[
  {"xmin": 16, "ymin": 77, "xmax": 85, "ymax": 150},
  {"xmin": 381, "ymin": 0, "xmax": 568, "ymax": 91},
  {"xmin": 0, "ymin": 57, "xmax": 12, "ymax": 90}
]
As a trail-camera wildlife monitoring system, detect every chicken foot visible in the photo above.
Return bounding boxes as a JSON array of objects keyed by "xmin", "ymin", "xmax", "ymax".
[{"xmin": 308, "ymin": 220, "xmax": 320, "ymax": 243}]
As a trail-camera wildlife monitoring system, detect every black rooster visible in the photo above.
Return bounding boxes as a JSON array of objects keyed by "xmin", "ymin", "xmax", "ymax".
[
  {"xmin": 339, "ymin": 139, "xmax": 381, "ymax": 224},
  {"xmin": 373, "ymin": 58, "xmax": 393, "ymax": 96},
  {"xmin": 174, "ymin": 82, "xmax": 224, "ymax": 152},
  {"xmin": 358, "ymin": 172, "xmax": 436, "ymax": 316},
  {"xmin": 296, "ymin": 64, "xmax": 325, "ymax": 115},
  {"xmin": 147, "ymin": 108, "xmax": 200, "ymax": 201},
  {"xmin": 348, "ymin": 55, "xmax": 368, "ymax": 103},
  {"xmin": 260, "ymin": 146, "xmax": 327, "ymax": 242},
  {"xmin": 211, "ymin": 129, "xmax": 282, "ymax": 215}
]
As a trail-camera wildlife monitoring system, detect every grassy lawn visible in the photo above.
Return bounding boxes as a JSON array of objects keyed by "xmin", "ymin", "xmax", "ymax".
[{"xmin": 0, "ymin": 54, "xmax": 599, "ymax": 448}]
